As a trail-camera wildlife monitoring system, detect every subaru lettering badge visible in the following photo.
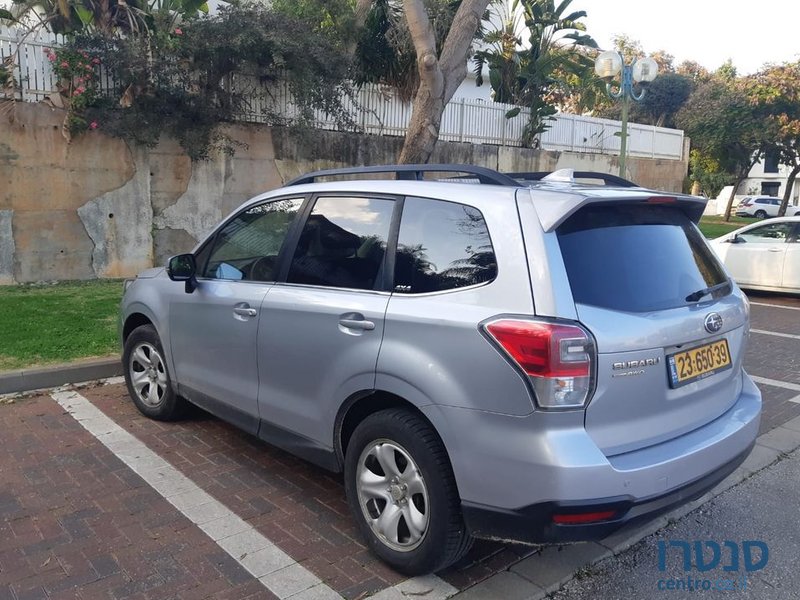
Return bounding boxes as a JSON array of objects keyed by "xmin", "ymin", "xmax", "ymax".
[{"xmin": 704, "ymin": 313, "xmax": 723, "ymax": 333}]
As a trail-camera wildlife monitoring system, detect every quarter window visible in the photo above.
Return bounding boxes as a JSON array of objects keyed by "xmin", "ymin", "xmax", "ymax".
[
  {"xmin": 287, "ymin": 196, "xmax": 395, "ymax": 290},
  {"xmin": 394, "ymin": 197, "xmax": 497, "ymax": 293},
  {"xmin": 204, "ymin": 198, "xmax": 304, "ymax": 281}
]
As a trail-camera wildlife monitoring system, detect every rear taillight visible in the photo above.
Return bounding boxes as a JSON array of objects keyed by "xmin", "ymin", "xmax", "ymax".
[{"xmin": 483, "ymin": 319, "xmax": 595, "ymax": 410}]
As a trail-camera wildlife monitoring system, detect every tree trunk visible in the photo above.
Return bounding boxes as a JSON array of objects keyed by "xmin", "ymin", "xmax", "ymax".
[
  {"xmin": 398, "ymin": 0, "xmax": 490, "ymax": 164},
  {"xmin": 724, "ymin": 175, "xmax": 747, "ymax": 221},
  {"xmin": 779, "ymin": 162, "xmax": 800, "ymax": 216}
]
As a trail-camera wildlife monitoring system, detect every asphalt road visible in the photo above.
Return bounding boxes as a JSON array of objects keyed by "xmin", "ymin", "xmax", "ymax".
[{"xmin": 552, "ymin": 446, "xmax": 800, "ymax": 600}]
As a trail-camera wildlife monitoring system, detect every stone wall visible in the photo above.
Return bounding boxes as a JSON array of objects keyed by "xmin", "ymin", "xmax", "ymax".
[{"xmin": 1, "ymin": 102, "xmax": 689, "ymax": 283}]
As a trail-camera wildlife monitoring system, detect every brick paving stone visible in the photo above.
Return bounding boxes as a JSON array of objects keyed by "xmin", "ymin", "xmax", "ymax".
[
  {"xmin": 0, "ymin": 394, "xmax": 276, "ymax": 600},
  {"xmin": 82, "ymin": 382, "xmax": 564, "ymax": 596}
]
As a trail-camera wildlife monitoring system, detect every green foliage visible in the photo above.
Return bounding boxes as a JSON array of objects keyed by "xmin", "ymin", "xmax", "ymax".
[
  {"xmin": 65, "ymin": 3, "xmax": 355, "ymax": 160},
  {"xmin": 746, "ymin": 61, "xmax": 800, "ymax": 214},
  {"xmin": 0, "ymin": 8, "xmax": 18, "ymax": 22},
  {"xmin": 43, "ymin": 46, "xmax": 101, "ymax": 137},
  {"xmin": 352, "ymin": 0, "xmax": 473, "ymax": 101},
  {"xmin": 689, "ymin": 149, "xmax": 732, "ymax": 199},
  {"xmin": 677, "ymin": 77, "xmax": 771, "ymax": 217},
  {"xmin": 472, "ymin": 0, "xmax": 597, "ymax": 146},
  {"xmin": 271, "ymin": 0, "xmax": 356, "ymax": 49}
]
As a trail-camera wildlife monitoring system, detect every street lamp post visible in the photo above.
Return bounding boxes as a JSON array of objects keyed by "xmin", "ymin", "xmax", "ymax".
[{"xmin": 594, "ymin": 51, "xmax": 659, "ymax": 178}]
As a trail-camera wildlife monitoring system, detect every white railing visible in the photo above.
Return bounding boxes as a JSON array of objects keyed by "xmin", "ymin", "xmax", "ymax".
[
  {"xmin": 0, "ymin": 26, "xmax": 685, "ymax": 159},
  {"xmin": 0, "ymin": 26, "xmax": 65, "ymax": 102}
]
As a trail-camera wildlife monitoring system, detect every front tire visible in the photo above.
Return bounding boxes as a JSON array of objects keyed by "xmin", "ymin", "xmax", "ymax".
[
  {"xmin": 344, "ymin": 409, "xmax": 472, "ymax": 574},
  {"xmin": 123, "ymin": 324, "xmax": 186, "ymax": 421}
]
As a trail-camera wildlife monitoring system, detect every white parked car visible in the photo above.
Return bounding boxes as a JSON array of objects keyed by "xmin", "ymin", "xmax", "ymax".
[
  {"xmin": 710, "ymin": 217, "xmax": 800, "ymax": 294},
  {"xmin": 734, "ymin": 196, "xmax": 800, "ymax": 219}
]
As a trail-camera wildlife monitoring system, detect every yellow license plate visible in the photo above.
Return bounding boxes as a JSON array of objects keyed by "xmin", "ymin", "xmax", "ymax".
[{"xmin": 667, "ymin": 339, "xmax": 732, "ymax": 388}]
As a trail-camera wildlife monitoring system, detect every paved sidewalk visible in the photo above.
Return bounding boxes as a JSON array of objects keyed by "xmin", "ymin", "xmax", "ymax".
[{"xmin": 551, "ymin": 445, "xmax": 800, "ymax": 599}]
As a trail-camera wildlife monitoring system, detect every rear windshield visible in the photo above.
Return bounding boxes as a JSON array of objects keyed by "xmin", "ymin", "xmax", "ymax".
[{"xmin": 557, "ymin": 205, "xmax": 729, "ymax": 312}]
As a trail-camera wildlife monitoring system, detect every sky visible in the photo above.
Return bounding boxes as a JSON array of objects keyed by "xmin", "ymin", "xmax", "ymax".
[{"xmin": 571, "ymin": 0, "xmax": 800, "ymax": 74}]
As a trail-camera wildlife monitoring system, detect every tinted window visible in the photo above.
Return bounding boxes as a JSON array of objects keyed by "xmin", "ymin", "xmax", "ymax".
[
  {"xmin": 764, "ymin": 150, "xmax": 779, "ymax": 173},
  {"xmin": 204, "ymin": 198, "xmax": 304, "ymax": 281},
  {"xmin": 738, "ymin": 222, "xmax": 794, "ymax": 243},
  {"xmin": 287, "ymin": 196, "xmax": 394, "ymax": 290},
  {"xmin": 394, "ymin": 197, "xmax": 497, "ymax": 293},
  {"xmin": 557, "ymin": 205, "xmax": 728, "ymax": 312}
]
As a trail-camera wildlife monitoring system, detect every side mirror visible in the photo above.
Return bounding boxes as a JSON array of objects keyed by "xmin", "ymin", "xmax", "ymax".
[{"xmin": 167, "ymin": 254, "xmax": 197, "ymax": 293}]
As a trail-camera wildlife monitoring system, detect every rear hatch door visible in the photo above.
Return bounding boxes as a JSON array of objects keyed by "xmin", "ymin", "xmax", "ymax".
[{"xmin": 555, "ymin": 203, "xmax": 748, "ymax": 456}]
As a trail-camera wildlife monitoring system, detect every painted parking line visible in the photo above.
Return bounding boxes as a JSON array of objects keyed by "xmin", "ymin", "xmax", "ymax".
[
  {"xmin": 750, "ymin": 375, "xmax": 800, "ymax": 405},
  {"xmin": 751, "ymin": 328, "xmax": 800, "ymax": 341},
  {"xmin": 750, "ymin": 301, "xmax": 800, "ymax": 311},
  {"xmin": 52, "ymin": 389, "xmax": 338, "ymax": 599},
  {"xmin": 52, "ymin": 389, "xmax": 458, "ymax": 600}
]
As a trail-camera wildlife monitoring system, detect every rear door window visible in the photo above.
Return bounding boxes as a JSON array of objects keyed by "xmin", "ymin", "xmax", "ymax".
[{"xmin": 557, "ymin": 205, "xmax": 729, "ymax": 312}]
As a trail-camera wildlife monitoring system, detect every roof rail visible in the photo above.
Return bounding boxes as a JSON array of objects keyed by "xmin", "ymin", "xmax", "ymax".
[
  {"xmin": 285, "ymin": 164, "xmax": 520, "ymax": 187},
  {"xmin": 505, "ymin": 170, "xmax": 638, "ymax": 188}
]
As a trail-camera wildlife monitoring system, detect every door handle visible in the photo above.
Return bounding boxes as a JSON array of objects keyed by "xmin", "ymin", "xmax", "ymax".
[
  {"xmin": 233, "ymin": 305, "xmax": 257, "ymax": 317},
  {"xmin": 767, "ymin": 248, "xmax": 784, "ymax": 253},
  {"xmin": 338, "ymin": 319, "xmax": 375, "ymax": 331}
]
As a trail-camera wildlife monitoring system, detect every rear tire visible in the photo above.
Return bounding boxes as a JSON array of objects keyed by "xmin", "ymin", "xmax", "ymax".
[
  {"xmin": 754, "ymin": 209, "xmax": 767, "ymax": 219},
  {"xmin": 344, "ymin": 409, "xmax": 472, "ymax": 575},
  {"xmin": 123, "ymin": 324, "xmax": 187, "ymax": 421}
]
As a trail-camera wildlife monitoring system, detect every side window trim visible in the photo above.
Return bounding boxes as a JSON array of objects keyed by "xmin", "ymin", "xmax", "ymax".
[
  {"xmin": 278, "ymin": 192, "xmax": 403, "ymax": 291},
  {"xmin": 383, "ymin": 197, "xmax": 405, "ymax": 293},
  {"xmin": 197, "ymin": 193, "xmax": 310, "ymax": 282}
]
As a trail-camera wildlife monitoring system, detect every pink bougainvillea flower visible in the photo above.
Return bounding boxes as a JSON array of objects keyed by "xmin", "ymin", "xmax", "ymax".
[
  {"xmin": 89, "ymin": 121, "xmax": 98, "ymax": 130},
  {"xmin": 174, "ymin": 27, "xmax": 183, "ymax": 35},
  {"xmin": 92, "ymin": 58, "xmax": 101, "ymax": 65},
  {"xmin": 60, "ymin": 61, "xmax": 69, "ymax": 68}
]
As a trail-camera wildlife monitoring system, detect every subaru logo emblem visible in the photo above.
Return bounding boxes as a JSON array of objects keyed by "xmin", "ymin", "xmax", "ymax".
[{"xmin": 704, "ymin": 313, "xmax": 723, "ymax": 333}]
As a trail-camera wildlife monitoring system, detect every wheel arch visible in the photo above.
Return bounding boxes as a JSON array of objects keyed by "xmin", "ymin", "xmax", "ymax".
[
  {"xmin": 334, "ymin": 390, "xmax": 445, "ymax": 469},
  {"xmin": 122, "ymin": 312, "xmax": 155, "ymax": 342}
]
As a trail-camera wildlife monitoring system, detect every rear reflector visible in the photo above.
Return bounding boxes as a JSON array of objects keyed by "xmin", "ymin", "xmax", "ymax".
[
  {"xmin": 483, "ymin": 319, "xmax": 595, "ymax": 409},
  {"xmin": 646, "ymin": 196, "xmax": 677, "ymax": 204},
  {"xmin": 552, "ymin": 510, "xmax": 617, "ymax": 525}
]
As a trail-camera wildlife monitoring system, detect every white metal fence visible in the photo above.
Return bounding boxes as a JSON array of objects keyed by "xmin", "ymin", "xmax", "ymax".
[{"xmin": 0, "ymin": 25, "xmax": 685, "ymax": 160}]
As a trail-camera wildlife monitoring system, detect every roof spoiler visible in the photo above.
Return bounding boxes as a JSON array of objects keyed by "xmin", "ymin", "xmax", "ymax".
[{"xmin": 533, "ymin": 193, "xmax": 708, "ymax": 232}]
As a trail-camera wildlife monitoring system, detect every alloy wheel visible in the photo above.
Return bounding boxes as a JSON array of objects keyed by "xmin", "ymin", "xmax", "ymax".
[
  {"xmin": 128, "ymin": 342, "xmax": 168, "ymax": 407},
  {"xmin": 356, "ymin": 439, "xmax": 430, "ymax": 552}
]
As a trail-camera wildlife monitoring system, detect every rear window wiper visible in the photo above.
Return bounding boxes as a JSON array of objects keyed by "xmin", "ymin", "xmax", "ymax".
[{"xmin": 685, "ymin": 281, "xmax": 730, "ymax": 303}]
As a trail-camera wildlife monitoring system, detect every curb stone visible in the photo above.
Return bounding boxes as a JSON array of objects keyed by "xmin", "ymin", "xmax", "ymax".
[
  {"xmin": 452, "ymin": 418, "xmax": 800, "ymax": 600},
  {"xmin": 0, "ymin": 357, "xmax": 122, "ymax": 395}
]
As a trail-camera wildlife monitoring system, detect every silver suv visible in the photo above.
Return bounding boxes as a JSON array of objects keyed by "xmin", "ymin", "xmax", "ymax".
[{"xmin": 120, "ymin": 165, "xmax": 761, "ymax": 575}]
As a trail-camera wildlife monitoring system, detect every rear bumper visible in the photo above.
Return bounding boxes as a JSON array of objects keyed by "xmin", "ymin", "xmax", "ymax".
[
  {"xmin": 461, "ymin": 441, "xmax": 752, "ymax": 544},
  {"xmin": 424, "ymin": 371, "xmax": 761, "ymax": 545}
]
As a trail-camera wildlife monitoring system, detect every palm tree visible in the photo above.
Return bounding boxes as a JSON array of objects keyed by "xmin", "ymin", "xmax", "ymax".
[{"xmin": 472, "ymin": 0, "xmax": 597, "ymax": 147}]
